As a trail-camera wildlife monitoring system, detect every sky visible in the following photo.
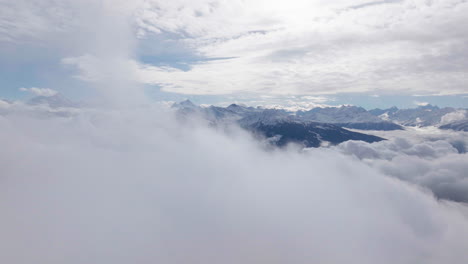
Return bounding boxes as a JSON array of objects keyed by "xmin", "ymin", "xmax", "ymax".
[{"xmin": 1, "ymin": 0, "xmax": 468, "ymax": 108}]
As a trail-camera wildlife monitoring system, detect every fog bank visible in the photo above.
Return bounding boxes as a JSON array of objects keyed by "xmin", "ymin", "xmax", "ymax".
[{"xmin": 1, "ymin": 108, "xmax": 468, "ymax": 263}]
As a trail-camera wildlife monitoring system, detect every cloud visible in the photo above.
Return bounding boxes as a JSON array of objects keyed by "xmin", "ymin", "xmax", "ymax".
[
  {"xmin": 440, "ymin": 110, "xmax": 467, "ymax": 125},
  {"xmin": 0, "ymin": 0, "xmax": 74, "ymax": 42},
  {"xmin": 132, "ymin": 0, "xmax": 468, "ymax": 96},
  {"xmin": 1, "ymin": 0, "xmax": 146, "ymax": 105},
  {"xmin": 336, "ymin": 127, "xmax": 468, "ymax": 202},
  {"xmin": 3, "ymin": 0, "xmax": 468, "ymax": 98},
  {"xmin": 414, "ymin": 101, "xmax": 429, "ymax": 106},
  {"xmin": 19, "ymin": 87, "xmax": 58, "ymax": 97},
  {"xmin": 348, "ymin": 0, "xmax": 403, "ymax": 10},
  {"xmin": 0, "ymin": 100, "xmax": 12, "ymax": 115},
  {"xmin": 1, "ymin": 106, "xmax": 468, "ymax": 263}
]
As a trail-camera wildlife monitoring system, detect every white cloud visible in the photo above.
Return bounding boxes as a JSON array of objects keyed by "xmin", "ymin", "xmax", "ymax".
[
  {"xmin": 440, "ymin": 110, "xmax": 467, "ymax": 125},
  {"xmin": 1, "ymin": 106, "xmax": 468, "ymax": 263},
  {"xmin": 19, "ymin": 87, "xmax": 58, "ymax": 97},
  {"xmin": 0, "ymin": 0, "xmax": 74, "ymax": 42},
  {"xmin": 3, "ymin": 0, "xmax": 468, "ymax": 97},
  {"xmin": 0, "ymin": 100, "xmax": 11, "ymax": 115},
  {"xmin": 336, "ymin": 127, "xmax": 468, "ymax": 202},
  {"xmin": 133, "ymin": 0, "xmax": 468, "ymax": 96},
  {"xmin": 413, "ymin": 101, "xmax": 429, "ymax": 106},
  {"xmin": 1, "ymin": 0, "xmax": 145, "ymax": 105}
]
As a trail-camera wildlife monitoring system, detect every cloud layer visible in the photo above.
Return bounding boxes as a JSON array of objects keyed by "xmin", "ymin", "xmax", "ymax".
[
  {"xmin": 337, "ymin": 127, "xmax": 468, "ymax": 202},
  {"xmin": 1, "ymin": 106, "xmax": 468, "ymax": 263}
]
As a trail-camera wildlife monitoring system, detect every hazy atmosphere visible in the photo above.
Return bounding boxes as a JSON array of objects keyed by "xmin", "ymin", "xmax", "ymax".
[{"xmin": 1, "ymin": 0, "xmax": 468, "ymax": 263}]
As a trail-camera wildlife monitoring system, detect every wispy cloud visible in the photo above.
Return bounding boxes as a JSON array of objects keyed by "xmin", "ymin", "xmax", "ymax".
[
  {"xmin": 347, "ymin": 0, "xmax": 403, "ymax": 10},
  {"xmin": 19, "ymin": 87, "xmax": 58, "ymax": 97}
]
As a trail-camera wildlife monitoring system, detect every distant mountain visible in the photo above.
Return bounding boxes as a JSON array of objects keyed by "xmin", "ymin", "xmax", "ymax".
[
  {"xmin": 297, "ymin": 106, "xmax": 403, "ymax": 130},
  {"xmin": 172, "ymin": 99, "xmax": 198, "ymax": 110},
  {"xmin": 247, "ymin": 120, "xmax": 384, "ymax": 148},
  {"xmin": 173, "ymin": 100, "xmax": 386, "ymax": 148},
  {"xmin": 331, "ymin": 122, "xmax": 403, "ymax": 130},
  {"xmin": 237, "ymin": 108, "xmax": 291, "ymax": 126},
  {"xmin": 173, "ymin": 100, "xmax": 257, "ymax": 123},
  {"xmin": 173, "ymin": 100, "xmax": 468, "ymax": 147},
  {"xmin": 298, "ymin": 105, "xmax": 381, "ymax": 123},
  {"xmin": 369, "ymin": 105, "xmax": 457, "ymax": 127},
  {"xmin": 439, "ymin": 120, "xmax": 468, "ymax": 132},
  {"xmin": 226, "ymin": 103, "xmax": 259, "ymax": 115},
  {"xmin": 368, "ymin": 106, "xmax": 399, "ymax": 117}
]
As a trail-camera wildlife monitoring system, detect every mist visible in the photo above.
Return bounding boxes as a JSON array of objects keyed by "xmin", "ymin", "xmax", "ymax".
[{"xmin": 0, "ymin": 104, "xmax": 468, "ymax": 263}]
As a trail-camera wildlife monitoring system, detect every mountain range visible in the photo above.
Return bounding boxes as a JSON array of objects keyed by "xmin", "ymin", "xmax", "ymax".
[
  {"xmin": 2, "ymin": 94, "xmax": 466, "ymax": 147},
  {"xmin": 173, "ymin": 100, "xmax": 467, "ymax": 147},
  {"xmin": 22, "ymin": 95, "xmax": 466, "ymax": 132}
]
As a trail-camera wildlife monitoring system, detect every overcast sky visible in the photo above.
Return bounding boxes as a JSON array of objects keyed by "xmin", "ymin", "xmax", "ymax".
[{"xmin": 1, "ymin": 0, "xmax": 468, "ymax": 108}]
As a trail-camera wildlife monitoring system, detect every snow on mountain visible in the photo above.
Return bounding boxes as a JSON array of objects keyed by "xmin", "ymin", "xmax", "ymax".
[
  {"xmin": 369, "ymin": 105, "xmax": 459, "ymax": 127},
  {"xmin": 247, "ymin": 120, "xmax": 384, "ymax": 148},
  {"xmin": 173, "ymin": 100, "xmax": 468, "ymax": 146},
  {"xmin": 297, "ymin": 105, "xmax": 403, "ymax": 130},
  {"xmin": 173, "ymin": 101, "xmax": 385, "ymax": 147}
]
